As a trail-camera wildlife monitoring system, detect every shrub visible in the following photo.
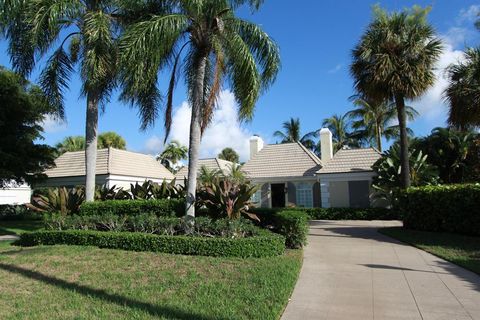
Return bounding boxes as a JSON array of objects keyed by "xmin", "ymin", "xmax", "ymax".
[
  {"xmin": 0, "ymin": 205, "xmax": 42, "ymax": 221},
  {"xmin": 397, "ymin": 184, "xmax": 480, "ymax": 235},
  {"xmin": 249, "ymin": 207, "xmax": 397, "ymax": 221},
  {"xmin": 274, "ymin": 211, "xmax": 309, "ymax": 249},
  {"xmin": 16, "ymin": 229, "xmax": 285, "ymax": 258},
  {"xmin": 79, "ymin": 199, "xmax": 184, "ymax": 217},
  {"xmin": 28, "ymin": 187, "xmax": 85, "ymax": 214}
]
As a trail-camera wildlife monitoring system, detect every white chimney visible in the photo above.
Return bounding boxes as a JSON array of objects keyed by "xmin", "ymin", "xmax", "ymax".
[
  {"xmin": 320, "ymin": 128, "xmax": 333, "ymax": 163},
  {"xmin": 249, "ymin": 135, "xmax": 264, "ymax": 159}
]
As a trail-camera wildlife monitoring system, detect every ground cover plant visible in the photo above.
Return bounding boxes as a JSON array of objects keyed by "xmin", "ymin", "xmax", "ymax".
[{"xmin": 380, "ymin": 227, "xmax": 480, "ymax": 275}]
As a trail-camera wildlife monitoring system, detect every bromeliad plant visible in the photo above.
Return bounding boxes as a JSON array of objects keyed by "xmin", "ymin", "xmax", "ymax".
[
  {"xmin": 130, "ymin": 180, "xmax": 185, "ymax": 200},
  {"xmin": 197, "ymin": 179, "xmax": 259, "ymax": 221},
  {"xmin": 28, "ymin": 187, "xmax": 85, "ymax": 215}
]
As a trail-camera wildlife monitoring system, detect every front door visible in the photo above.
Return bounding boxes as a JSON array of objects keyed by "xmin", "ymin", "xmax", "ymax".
[{"xmin": 271, "ymin": 183, "xmax": 286, "ymax": 208}]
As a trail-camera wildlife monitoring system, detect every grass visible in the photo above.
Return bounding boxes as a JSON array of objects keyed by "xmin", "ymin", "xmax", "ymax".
[
  {"xmin": 0, "ymin": 220, "xmax": 43, "ymax": 236},
  {"xmin": 0, "ymin": 242, "xmax": 302, "ymax": 320},
  {"xmin": 380, "ymin": 227, "xmax": 480, "ymax": 275}
]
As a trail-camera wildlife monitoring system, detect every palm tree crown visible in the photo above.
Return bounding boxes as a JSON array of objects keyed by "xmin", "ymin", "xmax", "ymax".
[
  {"xmin": 218, "ymin": 147, "xmax": 239, "ymax": 163},
  {"xmin": 350, "ymin": 5, "xmax": 442, "ymax": 188},
  {"xmin": 273, "ymin": 118, "xmax": 317, "ymax": 150},
  {"xmin": 157, "ymin": 140, "xmax": 188, "ymax": 170},
  {"xmin": 118, "ymin": 0, "xmax": 280, "ymax": 217},
  {"xmin": 321, "ymin": 114, "xmax": 359, "ymax": 152}
]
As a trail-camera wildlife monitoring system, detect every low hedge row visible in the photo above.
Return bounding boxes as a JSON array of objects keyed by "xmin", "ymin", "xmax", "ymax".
[
  {"xmin": 397, "ymin": 184, "xmax": 480, "ymax": 236},
  {"xmin": 79, "ymin": 199, "xmax": 184, "ymax": 217},
  {"xmin": 251, "ymin": 206, "xmax": 397, "ymax": 221},
  {"xmin": 17, "ymin": 229, "xmax": 285, "ymax": 258}
]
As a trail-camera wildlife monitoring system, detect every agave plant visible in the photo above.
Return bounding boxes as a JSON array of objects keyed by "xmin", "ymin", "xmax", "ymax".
[
  {"xmin": 28, "ymin": 187, "xmax": 85, "ymax": 215},
  {"xmin": 197, "ymin": 180, "xmax": 259, "ymax": 221}
]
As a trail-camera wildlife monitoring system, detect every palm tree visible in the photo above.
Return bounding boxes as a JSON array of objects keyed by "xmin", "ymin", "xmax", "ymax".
[
  {"xmin": 118, "ymin": 1, "xmax": 280, "ymax": 218},
  {"xmin": 55, "ymin": 136, "xmax": 86, "ymax": 154},
  {"xmin": 273, "ymin": 118, "xmax": 317, "ymax": 150},
  {"xmin": 2, "ymin": 0, "xmax": 120, "ymax": 201},
  {"xmin": 218, "ymin": 147, "xmax": 239, "ymax": 163},
  {"xmin": 98, "ymin": 131, "xmax": 127, "ymax": 150},
  {"xmin": 347, "ymin": 96, "xmax": 419, "ymax": 152},
  {"xmin": 157, "ymin": 140, "xmax": 188, "ymax": 171},
  {"xmin": 445, "ymin": 48, "xmax": 480, "ymax": 130},
  {"xmin": 198, "ymin": 165, "xmax": 223, "ymax": 186},
  {"xmin": 350, "ymin": 5, "xmax": 442, "ymax": 188},
  {"xmin": 321, "ymin": 114, "xmax": 359, "ymax": 152}
]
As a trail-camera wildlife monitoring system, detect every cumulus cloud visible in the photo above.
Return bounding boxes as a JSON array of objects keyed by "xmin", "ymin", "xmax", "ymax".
[
  {"xmin": 143, "ymin": 135, "xmax": 163, "ymax": 155},
  {"xmin": 169, "ymin": 90, "xmax": 251, "ymax": 162},
  {"xmin": 327, "ymin": 63, "xmax": 343, "ymax": 74},
  {"xmin": 40, "ymin": 114, "xmax": 67, "ymax": 133}
]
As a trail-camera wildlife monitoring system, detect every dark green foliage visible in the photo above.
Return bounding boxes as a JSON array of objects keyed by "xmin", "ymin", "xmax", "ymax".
[
  {"xmin": 397, "ymin": 184, "xmax": 480, "ymax": 235},
  {"xmin": 129, "ymin": 180, "xmax": 185, "ymax": 200},
  {"xmin": 79, "ymin": 199, "xmax": 185, "ymax": 217},
  {"xmin": 0, "ymin": 205, "xmax": 41, "ymax": 221},
  {"xmin": 27, "ymin": 187, "xmax": 85, "ymax": 215},
  {"xmin": 218, "ymin": 147, "xmax": 240, "ymax": 163},
  {"xmin": 17, "ymin": 229, "xmax": 285, "ymax": 258},
  {"xmin": 0, "ymin": 67, "xmax": 56, "ymax": 187},
  {"xmin": 44, "ymin": 213, "xmax": 259, "ymax": 238},
  {"xmin": 273, "ymin": 211, "xmax": 309, "ymax": 249},
  {"xmin": 94, "ymin": 185, "xmax": 131, "ymax": 201},
  {"xmin": 250, "ymin": 207, "xmax": 398, "ymax": 221}
]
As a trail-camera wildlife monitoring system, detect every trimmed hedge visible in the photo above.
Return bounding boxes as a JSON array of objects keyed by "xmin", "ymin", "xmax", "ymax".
[
  {"xmin": 16, "ymin": 229, "xmax": 285, "ymax": 258},
  {"xmin": 397, "ymin": 184, "xmax": 480, "ymax": 236},
  {"xmin": 274, "ymin": 211, "xmax": 309, "ymax": 249},
  {"xmin": 79, "ymin": 199, "xmax": 184, "ymax": 217},
  {"xmin": 251, "ymin": 206, "xmax": 397, "ymax": 221}
]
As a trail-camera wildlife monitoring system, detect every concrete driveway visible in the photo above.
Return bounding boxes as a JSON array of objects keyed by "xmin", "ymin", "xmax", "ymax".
[{"xmin": 281, "ymin": 220, "xmax": 480, "ymax": 320}]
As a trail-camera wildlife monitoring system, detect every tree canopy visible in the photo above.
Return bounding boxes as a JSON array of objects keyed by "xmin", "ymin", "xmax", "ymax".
[
  {"xmin": 273, "ymin": 118, "xmax": 317, "ymax": 150},
  {"xmin": 55, "ymin": 132, "xmax": 127, "ymax": 154},
  {"xmin": 0, "ymin": 67, "xmax": 56, "ymax": 187},
  {"xmin": 218, "ymin": 147, "xmax": 240, "ymax": 163}
]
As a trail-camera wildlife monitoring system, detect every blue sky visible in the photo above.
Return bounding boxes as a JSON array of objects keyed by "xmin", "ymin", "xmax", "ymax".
[{"xmin": 1, "ymin": 1, "xmax": 479, "ymax": 161}]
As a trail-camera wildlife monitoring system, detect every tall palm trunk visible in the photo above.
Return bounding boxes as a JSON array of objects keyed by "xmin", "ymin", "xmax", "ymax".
[
  {"xmin": 85, "ymin": 92, "xmax": 99, "ymax": 201},
  {"xmin": 395, "ymin": 94, "xmax": 411, "ymax": 188},
  {"xmin": 376, "ymin": 122, "xmax": 382, "ymax": 152},
  {"xmin": 186, "ymin": 54, "xmax": 207, "ymax": 218}
]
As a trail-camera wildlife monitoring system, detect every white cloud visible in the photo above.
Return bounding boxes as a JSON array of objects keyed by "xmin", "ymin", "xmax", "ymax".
[
  {"xmin": 458, "ymin": 5, "xmax": 480, "ymax": 24},
  {"xmin": 143, "ymin": 135, "xmax": 163, "ymax": 155},
  {"xmin": 327, "ymin": 63, "xmax": 343, "ymax": 74},
  {"xmin": 40, "ymin": 114, "xmax": 67, "ymax": 133},
  {"xmin": 170, "ymin": 90, "xmax": 251, "ymax": 162}
]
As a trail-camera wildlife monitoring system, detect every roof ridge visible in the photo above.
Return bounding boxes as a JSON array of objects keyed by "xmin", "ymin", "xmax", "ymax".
[{"xmin": 296, "ymin": 141, "xmax": 323, "ymax": 166}]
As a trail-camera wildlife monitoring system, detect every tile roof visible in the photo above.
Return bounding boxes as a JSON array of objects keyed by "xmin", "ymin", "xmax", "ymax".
[
  {"xmin": 316, "ymin": 148, "xmax": 382, "ymax": 174},
  {"xmin": 242, "ymin": 142, "xmax": 322, "ymax": 179},
  {"xmin": 175, "ymin": 158, "xmax": 235, "ymax": 180},
  {"xmin": 44, "ymin": 148, "xmax": 175, "ymax": 180}
]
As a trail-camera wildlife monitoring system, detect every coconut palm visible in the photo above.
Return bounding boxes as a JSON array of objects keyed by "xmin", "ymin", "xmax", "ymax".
[
  {"xmin": 55, "ymin": 136, "xmax": 86, "ymax": 154},
  {"xmin": 347, "ymin": 96, "xmax": 419, "ymax": 152},
  {"xmin": 218, "ymin": 147, "xmax": 239, "ymax": 163},
  {"xmin": 157, "ymin": 140, "xmax": 188, "ymax": 171},
  {"xmin": 273, "ymin": 118, "xmax": 317, "ymax": 150},
  {"xmin": 350, "ymin": 5, "xmax": 442, "ymax": 188},
  {"xmin": 321, "ymin": 114, "xmax": 359, "ymax": 152},
  {"xmin": 118, "ymin": 1, "xmax": 280, "ymax": 217},
  {"xmin": 445, "ymin": 48, "xmax": 480, "ymax": 130},
  {"xmin": 1, "ymin": 0, "xmax": 120, "ymax": 201},
  {"xmin": 98, "ymin": 131, "xmax": 127, "ymax": 150},
  {"xmin": 198, "ymin": 165, "xmax": 223, "ymax": 186}
]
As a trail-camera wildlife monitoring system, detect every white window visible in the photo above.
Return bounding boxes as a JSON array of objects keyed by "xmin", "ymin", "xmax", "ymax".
[{"xmin": 296, "ymin": 182, "xmax": 313, "ymax": 208}]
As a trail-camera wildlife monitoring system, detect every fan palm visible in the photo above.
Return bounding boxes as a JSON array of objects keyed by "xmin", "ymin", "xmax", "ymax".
[
  {"xmin": 98, "ymin": 131, "xmax": 127, "ymax": 149},
  {"xmin": 273, "ymin": 118, "xmax": 317, "ymax": 150},
  {"xmin": 321, "ymin": 114, "xmax": 359, "ymax": 152},
  {"xmin": 157, "ymin": 140, "xmax": 188, "ymax": 170},
  {"xmin": 347, "ymin": 96, "xmax": 419, "ymax": 152},
  {"xmin": 1, "ymin": 0, "xmax": 121, "ymax": 201},
  {"xmin": 118, "ymin": 0, "xmax": 280, "ymax": 217},
  {"xmin": 218, "ymin": 147, "xmax": 239, "ymax": 163},
  {"xmin": 55, "ymin": 136, "xmax": 86, "ymax": 154},
  {"xmin": 350, "ymin": 5, "xmax": 442, "ymax": 188},
  {"xmin": 445, "ymin": 48, "xmax": 480, "ymax": 130}
]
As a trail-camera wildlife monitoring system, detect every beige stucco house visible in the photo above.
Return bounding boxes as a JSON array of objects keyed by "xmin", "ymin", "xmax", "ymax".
[
  {"xmin": 242, "ymin": 128, "xmax": 381, "ymax": 208},
  {"xmin": 35, "ymin": 147, "xmax": 174, "ymax": 189}
]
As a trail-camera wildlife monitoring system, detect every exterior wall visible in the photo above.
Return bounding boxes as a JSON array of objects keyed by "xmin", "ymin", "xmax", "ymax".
[
  {"xmin": 0, "ymin": 184, "xmax": 31, "ymax": 205},
  {"xmin": 318, "ymin": 172, "xmax": 376, "ymax": 208},
  {"xmin": 105, "ymin": 175, "xmax": 172, "ymax": 189}
]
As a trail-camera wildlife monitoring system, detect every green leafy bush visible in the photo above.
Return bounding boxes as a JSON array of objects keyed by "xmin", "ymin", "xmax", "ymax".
[
  {"xmin": 250, "ymin": 207, "xmax": 397, "ymax": 221},
  {"xmin": 79, "ymin": 199, "xmax": 184, "ymax": 217},
  {"xmin": 274, "ymin": 211, "xmax": 309, "ymax": 249},
  {"xmin": 397, "ymin": 184, "xmax": 480, "ymax": 235},
  {"xmin": 28, "ymin": 187, "xmax": 85, "ymax": 215},
  {"xmin": 16, "ymin": 229, "xmax": 285, "ymax": 258},
  {"xmin": 0, "ymin": 205, "xmax": 41, "ymax": 221},
  {"xmin": 44, "ymin": 213, "xmax": 259, "ymax": 238}
]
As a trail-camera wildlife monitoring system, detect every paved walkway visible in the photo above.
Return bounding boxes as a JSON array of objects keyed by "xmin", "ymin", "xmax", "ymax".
[
  {"xmin": 0, "ymin": 235, "xmax": 19, "ymax": 241},
  {"xmin": 282, "ymin": 220, "xmax": 480, "ymax": 320}
]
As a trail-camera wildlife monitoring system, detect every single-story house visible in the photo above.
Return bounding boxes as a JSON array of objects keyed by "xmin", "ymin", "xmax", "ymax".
[
  {"xmin": 35, "ymin": 147, "xmax": 174, "ymax": 189},
  {"xmin": 0, "ymin": 182, "xmax": 31, "ymax": 205},
  {"xmin": 175, "ymin": 158, "xmax": 235, "ymax": 186},
  {"xmin": 242, "ymin": 128, "xmax": 381, "ymax": 208}
]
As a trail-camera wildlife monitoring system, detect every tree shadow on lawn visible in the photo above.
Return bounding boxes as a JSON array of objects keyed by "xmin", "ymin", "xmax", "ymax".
[{"xmin": 0, "ymin": 263, "xmax": 229, "ymax": 320}]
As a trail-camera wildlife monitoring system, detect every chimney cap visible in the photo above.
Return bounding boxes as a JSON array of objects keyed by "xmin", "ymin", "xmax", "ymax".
[{"xmin": 320, "ymin": 127, "xmax": 332, "ymax": 134}]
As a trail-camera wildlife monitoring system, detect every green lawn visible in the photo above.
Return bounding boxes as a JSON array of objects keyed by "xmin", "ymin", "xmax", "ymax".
[
  {"xmin": 0, "ymin": 242, "xmax": 302, "ymax": 320},
  {"xmin": 380, "ymin": 227, "xmax": 480, "ymax": 275},
  {"xmin": 0, "ymin": 220, "xmax": 43, "ymax": 235}
]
